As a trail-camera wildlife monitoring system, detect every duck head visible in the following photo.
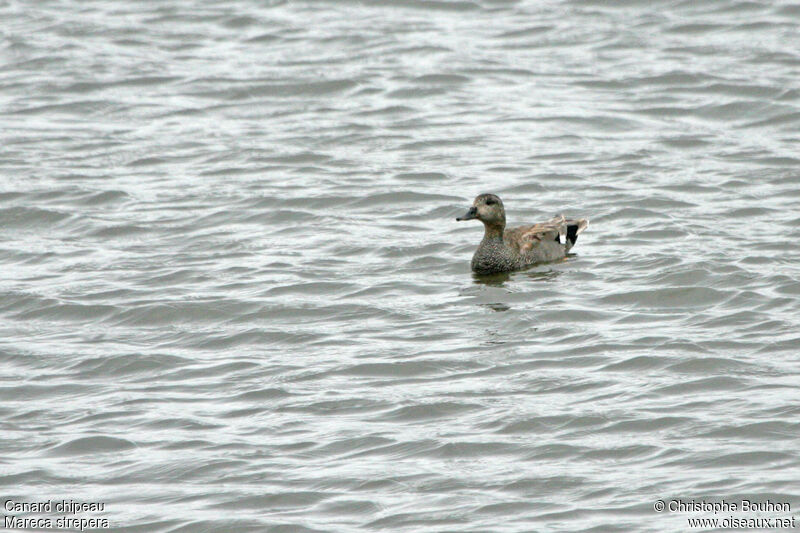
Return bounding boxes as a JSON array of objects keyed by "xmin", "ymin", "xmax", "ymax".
[{"xmin": 456, "ymin": 194, "xmax": 506, "ymax": 230}]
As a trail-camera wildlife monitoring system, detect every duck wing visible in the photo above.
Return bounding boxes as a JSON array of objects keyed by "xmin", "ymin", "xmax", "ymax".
[{"xmin": 505, "ymin": 215, "xmax": 567, "ymax": 253}]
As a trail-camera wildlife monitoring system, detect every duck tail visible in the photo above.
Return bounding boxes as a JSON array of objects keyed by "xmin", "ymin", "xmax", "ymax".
[{"xmin": 564, "ymin": 218, "xmax": 588, "ymax": 251}]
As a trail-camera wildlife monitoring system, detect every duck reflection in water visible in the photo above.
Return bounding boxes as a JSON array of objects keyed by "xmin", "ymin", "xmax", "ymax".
[
  {"xmin": 472, "ymin": 267, "xmax": 563, "ymax": 287},
  {"xmin": 472, "ymin": 268, "xmax": 563, "ymax": 312}
]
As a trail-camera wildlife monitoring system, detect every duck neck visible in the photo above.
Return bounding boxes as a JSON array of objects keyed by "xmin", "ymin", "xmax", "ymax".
[{"xmin": 482, "ymin": 222, "xmax": 505, "ymax": 241}]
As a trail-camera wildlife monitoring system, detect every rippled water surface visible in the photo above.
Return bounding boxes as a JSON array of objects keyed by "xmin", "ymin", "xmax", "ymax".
[{"xmin": 2, "ymin": 0, "xmax": 800, "ymax": 531}]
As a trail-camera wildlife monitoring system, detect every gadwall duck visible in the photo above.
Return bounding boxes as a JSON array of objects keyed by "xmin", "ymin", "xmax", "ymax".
[{"xmin": 456, "ymin": 194, "xmax": 588, "ymax": 274}]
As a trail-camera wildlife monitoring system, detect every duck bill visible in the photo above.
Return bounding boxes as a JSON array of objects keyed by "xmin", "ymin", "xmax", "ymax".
[{"xmin": 456, "ymin": 206, "xmax": 478, "ymax": 221}]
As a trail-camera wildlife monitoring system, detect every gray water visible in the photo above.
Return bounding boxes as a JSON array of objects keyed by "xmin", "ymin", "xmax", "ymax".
[{"xmin": 2, "ymin": 1, "xmax": 799, "ymax": 532}]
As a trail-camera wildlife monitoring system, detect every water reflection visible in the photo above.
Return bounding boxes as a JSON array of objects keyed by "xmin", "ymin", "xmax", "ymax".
[
  {"xmin": 481, "ymin": 328, "xmax": 509, "ymax": 344},
  {"xmin": 472, "ymin": 271, "xmax": 512, "ymax": 286},
  {"xmin": 522, "ymin": 269, "xmax": 562, "ymax": 283},
  {"xmin": 470, "ymin": 268, "xmax": 562, "ymax": 312},
  {"xmin": 480, "ymin": 302, "xmax": 511, "ymax": 312},
  {"xmin": 472, "ymin": 267, "xmax": 562, "ymax": 287}
]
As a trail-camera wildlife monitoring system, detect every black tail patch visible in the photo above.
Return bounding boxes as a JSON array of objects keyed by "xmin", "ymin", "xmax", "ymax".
[{"xmin": 566, "ymin": 224, "xmax": 580, "ymax": 246}]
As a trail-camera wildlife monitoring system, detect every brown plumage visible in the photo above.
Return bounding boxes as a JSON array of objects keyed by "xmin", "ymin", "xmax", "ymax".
[{"xmin": 456, "ymin": 194, "xmax": 588, "ymax": 274}]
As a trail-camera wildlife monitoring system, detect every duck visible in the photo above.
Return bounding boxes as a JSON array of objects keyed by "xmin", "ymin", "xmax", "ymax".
[{"xmin": 456, "ymin": 194, "xmax": 588, "ymax": 274}]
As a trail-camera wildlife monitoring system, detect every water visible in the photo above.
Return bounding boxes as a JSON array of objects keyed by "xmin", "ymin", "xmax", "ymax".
[{"xmin": 2, "ymin": 1, "xmax": 799, "ymax": 531}]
